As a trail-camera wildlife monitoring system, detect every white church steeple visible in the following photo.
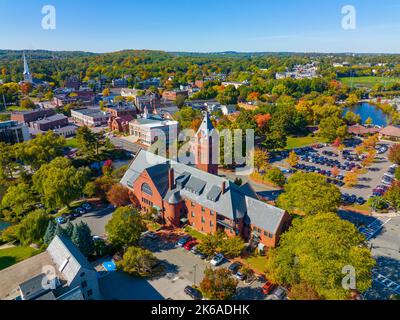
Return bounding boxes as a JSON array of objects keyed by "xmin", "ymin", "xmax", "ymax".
[{"xmin": 23, "ymin": 52, "xmax": 32, "ymax": 83}]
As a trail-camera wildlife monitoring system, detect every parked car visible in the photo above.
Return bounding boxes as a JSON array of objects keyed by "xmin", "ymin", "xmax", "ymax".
[
  {"xmin": 183, "ymin": 240, "xmax": 198, "ymax": 251},
  {"xmin": 228, "ymin": 262, "xmax": 243, "ymax": 274},
  {"xmin": 356, "ymin": 197, "xmax": 366, "ymax": 205},
  {"xmin": 141, "ymin": 231, "xmax": 158, "ymax": 240},
  {"xmin": 81, "ymin": 202, "xmax": 92, "ymax": 211},
  {"xmin": 235, "ymin": 271, "xmax": 246, "ymax": 281},
  {"xmin": 273, "ymin": 287, "xmax": 287, "ymax": 300},
  {"xmin": 262, "ymin": 281, "xmax": 276, "ymax": 295},
  {"xmin": 184, "ymin": 286, "xmax": 202, "ymax": 300},
  {"xmin": 191, "ymin": 246, "xmax": 206, "ymax": 259},
  {"xmin": 56, "ymin": 216, "xmax": 67, "ymax": 225},
  {"xmin": 177, "ymin": 236, "xmax": 191, "ymax": 247},
  {"xmin": 210, "ymin": 253, "xmax": 225, "ymax": 266}
]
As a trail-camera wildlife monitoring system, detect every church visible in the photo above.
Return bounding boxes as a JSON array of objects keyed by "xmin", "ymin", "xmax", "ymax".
[
  {"xmin": 19, "ymin": 52, "xmax": 47, "ymax": 87},
  {"xmin": 120, "ymin": 113, "xmax": 291, "ymax": 249}
]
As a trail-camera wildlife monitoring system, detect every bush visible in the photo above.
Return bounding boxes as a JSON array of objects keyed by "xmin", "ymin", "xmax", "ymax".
[
  {"xmin": 265, "ymin": 167, "xmax": 286, "ymax": 187},
  {"xmin": 219, "ymin": 236, "xmax": 245, "ymax": 258},
  {"xmin": 117, "ymin": 246, "xmax": 159, "ymax": 277}
]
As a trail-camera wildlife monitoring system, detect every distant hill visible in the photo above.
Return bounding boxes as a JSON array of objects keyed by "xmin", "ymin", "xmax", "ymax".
[{"xmin": 0, "ymin": 50, "xmax": 97, "ymax": 61}]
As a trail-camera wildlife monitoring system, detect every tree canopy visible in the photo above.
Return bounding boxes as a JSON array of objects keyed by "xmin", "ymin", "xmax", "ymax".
[{"xmin": 265, "ymin": 213, "xmax": 375, "ymax": 300}]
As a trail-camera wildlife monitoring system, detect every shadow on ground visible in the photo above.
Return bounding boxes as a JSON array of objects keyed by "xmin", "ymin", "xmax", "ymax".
[
  {"xmin": 364, "ymin": 256, "xmax": 400, "ymax": 300},
  {"xmin": 99, "ymin": 271, "xmax": 165, "ymax": 300}
]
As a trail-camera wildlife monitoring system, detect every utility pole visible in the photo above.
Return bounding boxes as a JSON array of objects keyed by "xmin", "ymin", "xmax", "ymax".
[{"xmin": 193, "ymin": 264, "xmax": 198, "ymax": 286}]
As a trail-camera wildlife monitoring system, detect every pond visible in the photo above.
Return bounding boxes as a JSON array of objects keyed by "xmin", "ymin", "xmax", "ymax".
[
  {"xmin": 0, "ymin": 220, "xmax": 11, "ymax": 232},
  {"xmin": 345, "ymin": 102, "xmax": 390, "ymax": 127}
]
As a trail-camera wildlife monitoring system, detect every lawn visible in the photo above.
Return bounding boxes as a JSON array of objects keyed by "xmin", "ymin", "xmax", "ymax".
[
  {"xmin": 243, "ymin": 254, "xmax": 268, "ymax": 274},
  {"xmin": 0, "ymin": 246, "xmax": 40, "ymax": 271},
  {"xmin": 184, "ymin": 226, "xmax": 207, "ymax": 241},
  {"xmin": 340, "ymin": 76, "xmax": 400, "ymax": 89},
  {"xmin": 286, "ymin": 135, "xmax": 327, "ymax": 150},
  {"xmin": 65, "ymin": 137, "xmax": 79, "ymax": 149}
]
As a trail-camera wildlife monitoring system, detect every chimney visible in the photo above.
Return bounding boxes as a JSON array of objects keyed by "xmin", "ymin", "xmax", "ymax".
[
  {"xmin": 221, "ymin": 181, "xmax": 226, "ymax": 194},
  {"xmin": 168, "ymin": 168, "xmax": 175, "ymax": 190}
]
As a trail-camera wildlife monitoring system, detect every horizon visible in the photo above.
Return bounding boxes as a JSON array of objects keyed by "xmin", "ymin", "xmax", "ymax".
[{"xmin": 2, "ymin": 0, "xmax": 400, "ymax": 53}]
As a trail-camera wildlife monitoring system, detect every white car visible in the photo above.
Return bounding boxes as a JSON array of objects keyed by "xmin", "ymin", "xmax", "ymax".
[{"xmin": 210, "ymin": 254, "xmax": 224, "ymax": 266}]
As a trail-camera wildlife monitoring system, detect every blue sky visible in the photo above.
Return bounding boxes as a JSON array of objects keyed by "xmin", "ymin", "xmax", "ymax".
[{"xmin": 1, "ymin": 0, "xmax": 400, "ymax": 53}]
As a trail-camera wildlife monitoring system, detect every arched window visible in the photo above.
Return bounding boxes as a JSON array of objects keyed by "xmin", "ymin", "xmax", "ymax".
[{"xmin": 141, "ymin": 183, "xmax": 153, "ymax": 196}]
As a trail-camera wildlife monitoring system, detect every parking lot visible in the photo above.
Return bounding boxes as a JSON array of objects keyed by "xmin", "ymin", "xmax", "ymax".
[
  {"xmin": 339, "ymin": 210, "xmax": 400, "ymax": 299},
  {"xmin": 139, "ymin": 233, "xmax": 282, "ymax": 300},
  {"xmin": 272, "ymin": 139, "xmax": 394, "ymax": 203}
]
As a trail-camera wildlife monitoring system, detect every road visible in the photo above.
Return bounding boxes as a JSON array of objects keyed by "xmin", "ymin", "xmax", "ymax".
[{"xmin": 339, "ymin": 210, "xmax": 400, "ymax": 299}]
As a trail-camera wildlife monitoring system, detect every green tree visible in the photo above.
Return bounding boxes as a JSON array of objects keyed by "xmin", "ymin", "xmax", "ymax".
[
  {"xmin": 200, "ymin": 267, "xmax": 238, "ymax": 300},
  {"xmin": 384, "ymin": 182, "xmax": 400, "ymax": 211},
  {"xmin": 117, "ymin": 246, "xmax": 158, "ymax": 277},
  {"xmin": 105, "ymin": 206, "xmax": 146, "ymax": 250},
  {"xmin": 15, "ymin": 209, "xmax": 49, "ymax": 245},
  {"xmin": 318, "ymin": 116, "xmax": 347, "ymax": 143},
  {"xmin": 44, "ymin": 220, "xmax": 56, "ymax": 244},
  {"xmin": 395, "ymin": 167, "xmax": 400, "ymax": 181},
  {"xmin": 15, "ymin": 131, "xmax": 65, "ymax": 171},
  {"xmin": 76, "ymin": 126, "xmax": 104, "ymax": 156},
  {"xmin": 217, "ymin": 85, "xmax": 240, "ymax": 105},
  {"xmin": 71, "ymin": 222, "xmax": 94, "ymax": 257},
  {"xmin": 32, "ymin": 157, "xmax": 90, "ymax": 210},
  {"xmin": 218, "ymin": 236, "xmax": 244, "ymax": 258},
  {"xmin": 64, "ymin": 221, "xmax": 74, "ymax": 238},
  {"xmin": 265, "ymin": 213, "xmax": 375, "ymax": 300},
  {"xmin": 196, "ymin": 232, "xmax": 224, "ymax": 257},
  {"xmin": 277, "ymin": 172, "xmax": 341, "ymax": 215},
  {"xmin": 1, "ymin": 183, "xmax": 37, "ymax": 221},
  {"xmin": 266, "ymin": 167, "xmax": 286, "ymax": 187}
]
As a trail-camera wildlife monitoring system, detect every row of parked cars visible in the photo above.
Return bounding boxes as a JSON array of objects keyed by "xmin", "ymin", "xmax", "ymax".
[
  {"xmin": 55, "ymin": 202, "xmax": 93, "ymax": 224},
  {"xmin": 177, "ymin": 235, "xmax": 287, "ymax": 300},
  {"xmin": 342, "ymin": 193, "xmax": 366, "ymax": 205}
]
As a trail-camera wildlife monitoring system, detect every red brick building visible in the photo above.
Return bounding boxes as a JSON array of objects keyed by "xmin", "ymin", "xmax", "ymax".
[
  {"xmin": 121, "ymin": 114, "xmax": 290, "ymax": 249},
  {"xmin": 162, "ymin": 90, "xmax": 188, "ymax": 101}
]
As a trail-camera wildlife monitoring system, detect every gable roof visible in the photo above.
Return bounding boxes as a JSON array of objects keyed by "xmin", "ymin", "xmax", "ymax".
[
  {"xmin": 47, "ymin": 235, "xmax": 95, "ymax": 285},
  {"xmin": 121, "ymin": 150, "xmax": 286, "ymax": 230},
  {"xmin": 380, "ymin": 125, "xmax": 400, "ymax": 138}
]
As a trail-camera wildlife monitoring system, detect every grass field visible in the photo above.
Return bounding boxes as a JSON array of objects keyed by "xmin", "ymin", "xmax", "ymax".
[
  {"xmin": 65, "ymin": 137, "xmax": 79, "ymax": 149},
  {"xmin": 183, "ymin": 226, "xmax": 207, "ymax": 241},
  {"xmin": 0, "ymin": 246, "xmax": 39, "ymax": 271},
  {"xmin": 286, "ymin": 135, "xmax": 327, "ymax": 150},
  {"xmin": 340, "ymin": 76, "xmax": 400, "ymax": 88},
  {"xmin": 243, "ymin": 254, "xmax": 267, "ymax": 274}
]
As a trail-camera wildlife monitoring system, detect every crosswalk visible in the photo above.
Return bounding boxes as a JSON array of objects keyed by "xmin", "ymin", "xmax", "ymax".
[{"xmin": 358, "ymin": 218, "xmax": 391, "ymax": 241}]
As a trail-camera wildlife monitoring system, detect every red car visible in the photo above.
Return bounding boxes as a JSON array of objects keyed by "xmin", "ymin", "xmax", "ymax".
[
  {"xmin": 262, "ymin": 281, "xmax": 276, "ymax": 295},
  {"xmin": 183, "ymin": 240, "xmax": 198, "ymax": 251}
]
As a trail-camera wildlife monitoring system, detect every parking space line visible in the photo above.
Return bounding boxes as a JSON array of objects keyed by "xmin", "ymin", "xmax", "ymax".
[
  {"xmin": 359, "ymin": 218, "xmax": 391, "ymax": 241},
  {"xmin": 372, "ymin": 270, "xmax": 400, "ymax": 295}
]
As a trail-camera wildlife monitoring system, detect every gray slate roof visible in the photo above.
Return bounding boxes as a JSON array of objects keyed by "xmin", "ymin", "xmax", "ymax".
[
  {"xmin": 121, "ymin": 150, "xmax": 287, "ymax": 232},
  {"xmin": 47, "ymin": 235, "xmax": 95, "ymax": 285}
]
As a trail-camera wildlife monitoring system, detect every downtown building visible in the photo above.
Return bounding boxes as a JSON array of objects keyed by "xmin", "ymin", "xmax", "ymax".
[{"xmin": 121, "ymin": 113, "xmax": 290, "ymax": 249}]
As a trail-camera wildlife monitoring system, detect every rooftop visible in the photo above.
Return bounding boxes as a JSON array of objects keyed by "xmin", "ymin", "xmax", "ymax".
[{"xmin": 121, "ymin": 149, "xmax": 286, "ymax": 232}]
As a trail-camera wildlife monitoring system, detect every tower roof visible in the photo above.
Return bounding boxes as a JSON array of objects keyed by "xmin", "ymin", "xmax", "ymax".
[
  {"xmin": 196, "ymin": 112, "xmax": 215, "ymax": 137},
  {"xmin": 23, "ymin": 52, "xmax": 30, "ymax": 75}
]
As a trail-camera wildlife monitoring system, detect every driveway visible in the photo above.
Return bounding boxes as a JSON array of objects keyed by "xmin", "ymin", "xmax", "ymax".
[{"xmin": 73, "ymin": 205, "xmax": 114, "ymax": 237}]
